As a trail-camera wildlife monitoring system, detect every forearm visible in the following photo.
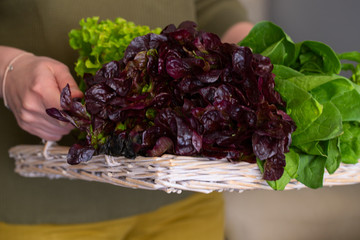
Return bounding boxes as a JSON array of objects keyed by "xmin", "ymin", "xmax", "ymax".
[
  {"xmin": 221, "ymin": 21, "xmax": 254, "ymax": 44},
  {"xmin": 0, "ymin": 46, "xmax": 31, "ymax": 99}
]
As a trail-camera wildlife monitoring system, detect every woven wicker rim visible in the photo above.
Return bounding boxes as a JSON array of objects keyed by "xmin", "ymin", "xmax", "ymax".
[{"xmin": 9, "ymin": 142, "xmax": 360, "ymax": 194}]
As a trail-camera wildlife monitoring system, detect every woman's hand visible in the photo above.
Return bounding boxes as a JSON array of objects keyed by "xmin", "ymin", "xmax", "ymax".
[
  {"xmin": 4, "ymin": 53, "xmax": 83, "ymax": 141},
  {"xmin": 221, "ymin": 21, "xmax": 254, "ymax": 44}
]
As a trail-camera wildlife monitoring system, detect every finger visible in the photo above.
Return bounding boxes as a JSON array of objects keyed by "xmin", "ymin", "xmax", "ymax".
[
  {"xmin": 39, "ymin": 64, "xmax": 84, "ymax": 113},
  {"xmin": 12, "ymin": 92, "xmax": 75, "ymax": 135},
  {"xmin": 20, "ymin": 110, "xmax": 74, "ymax": 134},
  {"xmin": 23, "ymin": 125, "xmax": 65, "ymax": 141},
  {"xmin": 28, "ymin": 67, "xmax": 64, "ymax": 110},
  {"xmin": 51, "ymin": 63, "xmax": 84, "ymax": 99},
  {"xmin": 31, "ymin": 109, "xmax": 75, "ymax": 133},
  {"xmin": 16, "ymin": 85, "xmax": 74, "ymax": 131},
  {"xmin": 16, "ymin": 117, "xmax": 69, "ymax": 141},
  {"xmin": 19, "ymin": 114, "xmax": 73, "ymax": 139}
]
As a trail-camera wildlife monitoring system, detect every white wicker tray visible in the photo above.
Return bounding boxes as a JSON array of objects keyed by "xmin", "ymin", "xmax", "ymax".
[{"xmin": 9, "ymin": 143, "xmax": 360, "ymax": 194}]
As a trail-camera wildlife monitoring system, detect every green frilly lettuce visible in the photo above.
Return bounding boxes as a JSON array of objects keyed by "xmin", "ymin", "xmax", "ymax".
[{"xmin": 69, "ymin": 17, "xmax": 161, "ymax": 89}]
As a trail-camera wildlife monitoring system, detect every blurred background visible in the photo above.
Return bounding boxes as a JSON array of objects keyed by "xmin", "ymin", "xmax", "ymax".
[{"xmin": 225, "ymin": 0, "xmax": 360, "ymax": 239}]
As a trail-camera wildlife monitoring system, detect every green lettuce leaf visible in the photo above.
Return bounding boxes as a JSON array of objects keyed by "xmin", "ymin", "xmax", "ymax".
[
  {"xmin": 340, "ymin": 122, "xmax": 360, "ymax": 164},
  {"xmin": 291, "ymin": 102, "xmax": 343, "ymax": 145},
  {"xmin": 274, "ymin": 78, "xmax": 323, "ymax": 134},
  {"xmin": 296, "ymin": 154, "xmax": 326, "ymax": 189},
  {"xmin": 69, "ymin": 16, "xmax": 161, "ymax": 78},
  {"xmin": 239, "ymin": 21, "xmax": 295, "ymax": 65},
  {"xmin": 291, "ymin": 41, "xmax": 341, "ymax": 75}
]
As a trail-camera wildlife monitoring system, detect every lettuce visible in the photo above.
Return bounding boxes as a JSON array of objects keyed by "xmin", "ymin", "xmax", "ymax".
[
  {"xmin": 49, "ymin": 19, "xmax": 360, "ymax": 190},
  {"xmin": 48, "ymin": 21, "xmax": 297, "ymax": 181},
  {"xmin": 69, "ymin": 17, "xmax": 161, "ymax": 88},
  {"xmin": 240, "ymin": 21, "xmax": 360, "ymax": 189}
]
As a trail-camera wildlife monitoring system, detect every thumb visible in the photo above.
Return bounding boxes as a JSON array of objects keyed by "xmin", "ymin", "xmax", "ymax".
[{"xmin": 52, "ymin": 63, "xmax": 84, "ymax": 99}]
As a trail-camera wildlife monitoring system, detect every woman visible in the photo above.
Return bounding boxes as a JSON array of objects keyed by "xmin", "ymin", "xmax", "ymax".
[{"xmin": 0, "ymin": 0, "xmax": 253, "ymax": 239}]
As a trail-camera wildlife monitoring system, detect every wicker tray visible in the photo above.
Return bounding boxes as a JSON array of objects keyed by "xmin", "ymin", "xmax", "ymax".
[{"xmin": 9, "ymin": 142, "xmax": 360, "ymax": 194}]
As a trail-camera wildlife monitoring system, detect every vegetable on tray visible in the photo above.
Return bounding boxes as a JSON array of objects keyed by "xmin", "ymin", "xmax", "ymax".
[{"xmin": 47, "ymin": 18, "xmax": 360, "ymax": 190}]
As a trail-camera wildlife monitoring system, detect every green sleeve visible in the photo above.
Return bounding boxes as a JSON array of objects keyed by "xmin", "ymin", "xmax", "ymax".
[{"xmin": 195, "ymin": 0, "xmax": 249, "ymax": 37}]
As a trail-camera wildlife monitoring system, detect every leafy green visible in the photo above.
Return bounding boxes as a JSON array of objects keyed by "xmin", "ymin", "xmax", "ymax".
[
  {"xmin": 297, "ymin": 141, "xmax": 326, "ymax": 157},
  {"xmin": 340, "ymin": 122, "xmax": 360, "ymax": 164},
  {"xmin": 326, "ymin": 89, "xmax": 360, "ymax": 121},
  {"xmin": 272, "ymin": 64, "xmax": 304, "ymax": 79},
  {"xmin": 258, "ymin": 149, "xmax": 300, "ymax": 190},
  {"xmin": 287, "ymin": 75, "xmax": 342, "ymax": 92},
  {"xmin": 240, "ymin": 21, "xmax": 360, "ymax": 190},
  {"xmin": 325, "ymin": 138, "xmax": 341, "ymax": 174},
  {"xmin": 291, "ymin": 41, "xmax": 341, "ymax": 75},
  {"xmin": 291, "ymin": 102, "xmax": 343, "ymax": 145},
  {"xmin": 296, "ymin": 154, "xmax": 327, "ymax": 189},
  {"xmin": 274, "ymin": 78, "xmax": 323, "ymax": 135},
  {"xmin": 309, "ymin": 78, "xmax": 360, "ymax": 121},
  {"xmin": 66, "ymin": 18, "xmax": 360, "ymax": 191},
  {"xmin": 240, "ymin": 21, "xmax": 295, "ymax": 65},
  {"xmin": 338, "ymin": 51, "xmax": 360, "ymax": 84},
  {"xmin": 69, "ymin": 16, "xmax": 161, "ymax": 82}
]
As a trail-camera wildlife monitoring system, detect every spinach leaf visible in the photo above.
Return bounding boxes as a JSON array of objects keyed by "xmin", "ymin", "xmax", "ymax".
[
  {"xmin": 261, "ymin": 38, "xmax": 292, "ymax": 65},
  {"xmin": 340, "ymin": 122, "xmax": 360, "ymax": 164},
  {"xmin": 239, "ymin": 21, "xmax": 295, "ymax": 65},
  {"xmin": 292, "ymin": 102, "xmax": 343, "ymax": 145},
  {"xmin": 275, "ymin": 78, "xmax": 323, "ymax": 134},
  {"xmin": 272, "ymin": 64, "xmax": 304, "ymax": 79},
  {"xmin": 296, "ymin": 154, "xmax": 326, "ymax": 189},
  {"xmin": 291, "ymin": 41, "xmax": 341, "ymax": 75},
  {"xmin": 295, "ymin": 138, "xmax": 341, "ymax": 175},
  {"xmin": 287, "ymin": 75, "xmax": 344, "ymax": 92},
  {"xmin": 309, "ymin": 77, "xmax": 354, "ymax": 102},
  {"xmin": 295, "ymin": 139, "xmax": 341, "ymax": 174},
  {"xmin": 338, "ymin": 51, "xmax": 360, "ymax": 84},
  {"xmin": 338, "ymin": 51, "xmax": 360, "ymax": 62},
  {"xmin": 325, "ymin": 138, "xmax": 342, "ymax": 174},
  {"xmin": 331, "ymin": 89, "xmax": 360, "ymax": 121},
  {"xmin": 239, "ymin": 21, "xmax": 360, "ymax": 189},
  {"xmin": 296, "ymin": 141, "xmax": 325, "ymax": 156},
  {"xmin": 310, "ymin": 78, "xmax": 360, "ymax": 121}
]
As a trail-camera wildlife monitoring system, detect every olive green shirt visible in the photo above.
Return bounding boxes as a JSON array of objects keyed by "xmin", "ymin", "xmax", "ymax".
[{"xmin": 0, "ymin": 0, "xmax": 248, "ymax": 224}]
